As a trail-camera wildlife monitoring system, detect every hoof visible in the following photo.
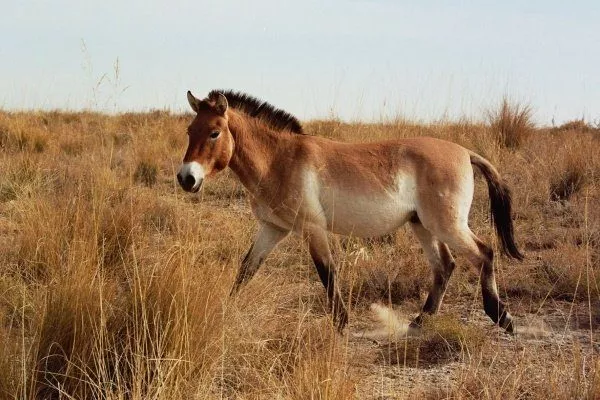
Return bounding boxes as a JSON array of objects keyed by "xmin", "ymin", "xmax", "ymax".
[
  {"xmin": 334, "ymin": 309, "xmax": 348, "ymax": 333},
  {"xmin": 409, "ymin": 314, "xmax": 425, "ymax": 329},
  {"xmin": 499, "ymin": 311, "xmax": 514, "ymax": 334},
  {"xmin": 502, "ymin": 318, "xmax": 515, "ymax": 334}
]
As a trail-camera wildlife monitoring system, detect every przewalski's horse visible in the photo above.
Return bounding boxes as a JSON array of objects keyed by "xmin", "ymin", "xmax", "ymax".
[{"xmin": 177, "ymin": 90, "xmax": 524, "ymax": 333}]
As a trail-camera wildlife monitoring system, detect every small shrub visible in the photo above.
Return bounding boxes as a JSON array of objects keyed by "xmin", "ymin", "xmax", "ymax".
[
  {"xmin": 550, "ymin": 168, "xmax": 585, "ymax": 201},
  {"xmin": 550, "ymin": 156, "xmax": 587, "ymax": 201},
  {"xmin": 488, "ymin": 98, "xmax": 535, "ymax": 149},
  {"xmin": 134, "ymin": 160, "xmax": 158, "ymax": 187}
]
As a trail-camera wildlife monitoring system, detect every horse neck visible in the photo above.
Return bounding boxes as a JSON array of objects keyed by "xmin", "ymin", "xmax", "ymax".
[{"xmin": 227, "ymin": 111, "xmax": 287, "ymax": 193}]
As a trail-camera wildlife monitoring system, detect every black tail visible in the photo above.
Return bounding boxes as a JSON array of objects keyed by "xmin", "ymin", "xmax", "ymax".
[{"xmin": 470, "ymin": 153, "xmax": 524, "ymax": 260}]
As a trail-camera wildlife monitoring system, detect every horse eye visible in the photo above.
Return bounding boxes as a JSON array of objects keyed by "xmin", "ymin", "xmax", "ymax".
[{"xmin": 210, "ymin": 131, "xmax": 220, "ymax": 139}]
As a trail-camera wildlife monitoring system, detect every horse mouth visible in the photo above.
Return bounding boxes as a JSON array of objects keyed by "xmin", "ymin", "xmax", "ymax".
[
  {"xmin": 190, "ymin": 182, "xmax": 203, "ymax": 193},
  {"xmin": 177, "ymin": 174, "xmax": 203, "ymax": 193}
]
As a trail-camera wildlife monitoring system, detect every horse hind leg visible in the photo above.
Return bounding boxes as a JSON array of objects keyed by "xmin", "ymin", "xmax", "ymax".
[
  {"xmin": 442, "ymin": 227, "xmax": 514, "ymax": 333},
  {"xmin": 410, "ymin": 219, "xmax": 456, "ymax": 327}
]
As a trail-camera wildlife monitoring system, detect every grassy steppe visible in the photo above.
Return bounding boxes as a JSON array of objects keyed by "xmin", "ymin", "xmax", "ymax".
[{"xmin": 0, "ymin": 108, "xmax": 599, "ymax": 399}]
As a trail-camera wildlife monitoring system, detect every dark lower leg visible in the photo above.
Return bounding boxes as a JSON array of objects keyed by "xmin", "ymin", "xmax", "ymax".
[
  {"xmin": 412, "ymin": 243, "xmax": 456, "ymax": 327},
  {"xmin": 230, "ymin": 223, "xmax": 289, "ymax": 296},
  {"xmin": 479, "ymin": 248, "xmax": 514, "ymax": 333},
  {"xmin": 307, "ymin": 228, "xmax": 349, "ymax": 331},
  {"xmin": 230, "ymin": 247, "xmax": 259, "ymax": 295},
  {"xmin": 412, "ymin": 269, "xmax": 454, "ymax": 326},
  {"xmin": 312, "ymin": 258, "xmax": 348, "ymax": 331},
  {"xmin": 481, "ymin": 274, "xmax": 514, "ymax": 333}
]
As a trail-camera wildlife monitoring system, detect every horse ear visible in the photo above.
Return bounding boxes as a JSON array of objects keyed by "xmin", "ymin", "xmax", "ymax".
[
  {"xmin": 187, "ymin": 90, "xmax": 200, "ymax": 113},
  {"xmin": 213, "ymin": 93, "xmax": 228, "ymax": 115}
]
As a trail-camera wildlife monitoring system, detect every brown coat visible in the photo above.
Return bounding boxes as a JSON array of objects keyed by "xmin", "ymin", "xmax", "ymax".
[{"xmin": 177, "ymin": 90, "xmax": 523, "ymax": 333}]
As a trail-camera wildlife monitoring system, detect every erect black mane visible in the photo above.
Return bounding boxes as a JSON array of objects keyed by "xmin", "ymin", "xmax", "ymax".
[{"xmin": 209, "ymin": 89, "xmax": 304, "ymax": 134}]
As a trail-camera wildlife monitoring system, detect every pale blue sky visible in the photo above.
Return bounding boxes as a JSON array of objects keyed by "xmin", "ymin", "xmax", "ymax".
[{"xmin": 1, "ymin": 1, "xmax": 598, "ymax": 124}]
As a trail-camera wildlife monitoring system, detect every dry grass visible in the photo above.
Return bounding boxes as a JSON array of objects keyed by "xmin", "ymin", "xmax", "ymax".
[
  {"xmin": 554, "ymin": 119, "xmax": 599, "ymax": 133},
  {"xmin": 381, "ymin": 314, "xmax": 488, "ymax": 368},
  {"xmin": 487, "ymin": 98, "xmax": 535, "ymax": 149},
  {"xmin": 550, "ymin": 151, "xmax": 588, "ymax": 201},
  {"xmin": 0, "ymin": 108, "xmax": 599, "ymax": 399},
  {"xmin": 423, "ymin": 344, "xmax": 600, "ymax": 400}
]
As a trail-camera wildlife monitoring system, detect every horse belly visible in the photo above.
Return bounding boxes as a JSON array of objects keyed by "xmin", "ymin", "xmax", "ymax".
[{"xmin": 321, "ymin": 190, "xmax": 416, "ymax": 237}]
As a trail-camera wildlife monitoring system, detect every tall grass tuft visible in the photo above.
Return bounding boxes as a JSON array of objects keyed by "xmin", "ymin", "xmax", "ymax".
[
  {"xmin": 488, "ymin": 98, "xmax": 535, "ymax": 149},
  {"xmin": 133, "ymin": 160, "xmax": 158, "ymax": 187},
  {"xmin": 549, "ymin": 164, "xmax": 586, "ymax": 201},
  {"xmin": 549, "ymin": 148, "xmax": 588, "ymax": 201}
]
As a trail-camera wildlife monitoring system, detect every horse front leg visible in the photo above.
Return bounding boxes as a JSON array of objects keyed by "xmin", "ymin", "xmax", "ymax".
[{"xmin": 230, "ymin": 222, "xmax": 289, "ymax": 295}]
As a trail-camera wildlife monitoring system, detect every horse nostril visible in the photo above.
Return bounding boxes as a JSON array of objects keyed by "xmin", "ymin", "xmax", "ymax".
[
  {"xmin": 183, "ymin": 175, "xmax": 196, "ymax": 189},
  {"xmin": 176, "ymin": 173, "xmax": 184, "ymax": 185}
]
